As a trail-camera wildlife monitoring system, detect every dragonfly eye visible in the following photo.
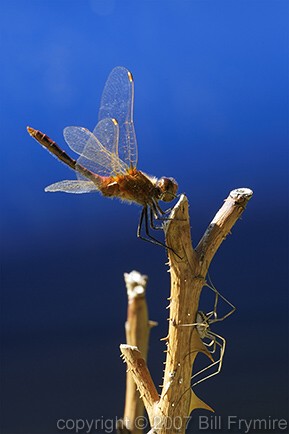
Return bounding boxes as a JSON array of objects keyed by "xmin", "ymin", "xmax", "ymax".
[{"xmin": 156, "ymin": 177, "xmax": 178, "ymax": 202}]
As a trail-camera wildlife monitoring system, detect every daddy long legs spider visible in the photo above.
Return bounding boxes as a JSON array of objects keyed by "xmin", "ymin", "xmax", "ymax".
[
  {"xmin": 27, "ymin": 66, "xmax": 178, "ymax": 249},
  {"xmin": 180, "ymin": 277, "xmax": 236, "ymax": 387}
]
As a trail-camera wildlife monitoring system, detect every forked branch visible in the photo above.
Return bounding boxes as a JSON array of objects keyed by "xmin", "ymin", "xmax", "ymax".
[{"xmin": 121, "ymin": 188, "xmax": 253, "ymax": 434}]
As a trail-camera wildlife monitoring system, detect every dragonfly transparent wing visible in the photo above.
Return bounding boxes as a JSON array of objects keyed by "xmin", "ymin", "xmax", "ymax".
[
  {"xmin": 98, "ymin": 66, "xmax": 138, "ymax": 168},
  {"xmin": 91, "ymin": 118, "xmax": 127, "ymax": 175},
  {"xmin": 45, "ymin": 180, "xmax": 98, "ymax": 194},
  {"xmin": 63, "ymin": 119, "xmax": 127, "ymax": 179}
]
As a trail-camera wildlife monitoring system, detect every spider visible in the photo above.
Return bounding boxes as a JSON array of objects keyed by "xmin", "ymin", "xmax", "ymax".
[{"xmin": 180, "ymin": 277, "xmax": 236, "ymax": 387}]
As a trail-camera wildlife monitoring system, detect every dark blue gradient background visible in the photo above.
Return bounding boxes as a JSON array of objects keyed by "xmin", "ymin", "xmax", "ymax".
[{"xmin": 1, "ymin": 1, "xmax": 288, "ymax": 433}]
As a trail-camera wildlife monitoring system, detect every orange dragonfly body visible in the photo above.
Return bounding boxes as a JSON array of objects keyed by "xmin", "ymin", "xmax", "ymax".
[{"xmin": 27, "ymin": 67, "xmax": 178, "ymax": 247}]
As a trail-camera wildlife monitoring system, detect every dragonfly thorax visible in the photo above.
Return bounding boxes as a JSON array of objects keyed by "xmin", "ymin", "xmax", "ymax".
[{"xmin": 156, "ymin": 177, "xmax": 178, "ymax": 202}]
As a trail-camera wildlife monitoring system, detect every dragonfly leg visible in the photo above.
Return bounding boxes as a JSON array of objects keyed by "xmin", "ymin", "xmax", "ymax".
[
  {"xmin": 149, "ymin": 207, "xmax": 163, "ymax": 231},
  {"xmin": 151, "ymin": 200, "xmax": 176, "ymax": 223},
  {"xmin": 137, "ymin": 207, "xmax": 169, "ymax": 248},
  {"xmin": 157, "ymin": 195, "xmax": 180, "ymax": 215},
  {"xmin": 153, "ymin": 200, "xmax": 187, "ymax": 224},
  {"xmin": 137, "ymin": 207, "xmax": 182, "ymax": 258},
  {"xmin": 155, "ymin": 200, "xmax": 175, "ymax": 217},
  {"xmin": 149, "ymin": 202, "xmax": 182, "ymax": 235}
]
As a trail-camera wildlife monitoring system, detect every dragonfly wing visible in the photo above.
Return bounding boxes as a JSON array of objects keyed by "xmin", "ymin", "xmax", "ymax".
[
  {"xmin": 98, "ymin": 66, "xmax": 138, "ymax": 168},
  {"xmin": 92, "ymin": 118, "xmax": 127, "ymax": 175},
  {"xmin": 63, "ymin": 122, "xmax": 127, "ymax": 179},
  {"xmin": 45, "ymin": 180, "xmax": 98, "ymax": 194}
]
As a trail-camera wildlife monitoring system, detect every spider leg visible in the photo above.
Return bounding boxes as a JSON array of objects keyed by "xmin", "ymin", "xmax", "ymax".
[
  {"xmin": 177, "ymin": 321, "xmax": 207, "ymax": 328},
  {"xmin": 203, "ymin": 338, "xmax": 216, "ymax": 349},
  {"xmin": 205, "ymin": 274, "xmax": 236, "ymax": 324},
  {"xmin": 205, "ymin": 309, "xmax": 217, "ymax": 321},
  {"xmin": 192, "ymin": 331, "xmax": 226, "ymax": 387}
]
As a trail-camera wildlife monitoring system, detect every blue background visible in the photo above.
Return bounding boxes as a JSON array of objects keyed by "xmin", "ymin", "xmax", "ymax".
[{"xmin": 1, "ymin": 1, "xmax": 288, "ymax": 433}]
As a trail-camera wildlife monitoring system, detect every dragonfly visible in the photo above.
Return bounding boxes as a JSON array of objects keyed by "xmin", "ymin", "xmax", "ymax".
[{"xmin": 27, "ymin": 66, "xmax": 178, "ymax": 248}]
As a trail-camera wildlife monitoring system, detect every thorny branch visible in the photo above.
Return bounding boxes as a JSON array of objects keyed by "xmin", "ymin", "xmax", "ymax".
[
  {"xmin": 120, "ymin": 188, "xmax": 253, "ymax": 434},
  {"xmin": 117, "ymin": 271, "xmax": 157, "ymax": 434}
]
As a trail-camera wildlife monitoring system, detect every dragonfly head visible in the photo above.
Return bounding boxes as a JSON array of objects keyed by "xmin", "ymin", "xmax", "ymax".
[{"xmin": 156, "ymin": 177, "xmax": 178, "ymax": 202}]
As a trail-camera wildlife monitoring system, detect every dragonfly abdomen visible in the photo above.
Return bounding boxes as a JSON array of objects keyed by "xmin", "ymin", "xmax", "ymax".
[
  {"xmin": 27, "ymin": 127, "xmax": 77, "ymax": 171},
  {"xmin": 27, "ymin": 126, "xmax": 102, "ymax": 187}
]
